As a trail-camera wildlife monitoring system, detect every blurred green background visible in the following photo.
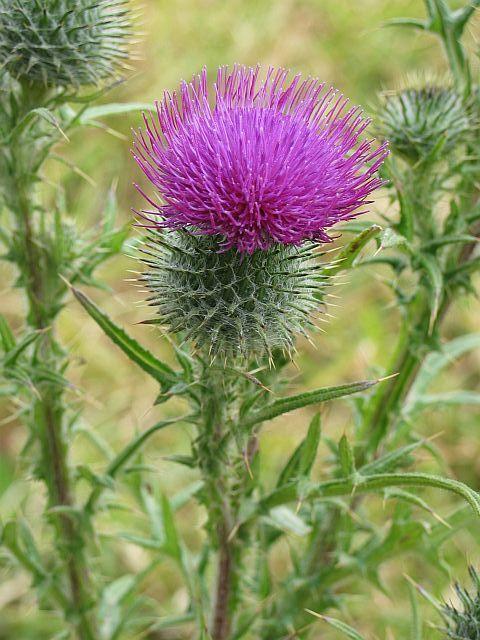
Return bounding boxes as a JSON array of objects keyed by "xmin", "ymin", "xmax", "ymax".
[{"xmin": 1, "ymin": 1, "xmax": 480, "ymax": 638}]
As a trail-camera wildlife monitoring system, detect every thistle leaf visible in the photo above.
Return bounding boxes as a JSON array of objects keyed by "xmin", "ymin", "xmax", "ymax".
[
  {"xmin": 241, "ymin": 379, "xmax": 378, "ymax": 429},
  {"xmin": 338, "ymin": 434, "xmax": 356, "ymax": 476},
  {"xmin": 0, "ymin": 314, "xmax": 15, "ymax": 352},
  {"xmin": 71, "ymin": 286, "xmax": 178, "ymax": 388},
  {"xmin": 276, "ymin": 413, "xmax": 321, "ymax": 486},
  {"xmin": 327, "ymin": 224, "xmax": 382, "ymax": 275},
  {"xmin": 306, "ymin": 611, "xmax": 367, "ymax": 640},
  {"xmin": 80, "ymin": 103, "xmax": 153, "ymax": 123},
  {"xmin": 262, "ymin": 472, "xmax": 480, "ymax": 516}
]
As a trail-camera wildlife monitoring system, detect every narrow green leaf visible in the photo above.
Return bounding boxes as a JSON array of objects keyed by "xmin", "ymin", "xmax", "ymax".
[
  {"xmin": 298, "ymin": 413, "xmax": 322, "ymax": 476},
  {"xmin": 447, "ymin": 255, "xmax": 480, "ymax": 279},
  {"xmin": 262, "ymin": 472, "xmax": 480, "ymax": 516},
  {"xmin": 360, "ymin": 440, "xmax": 425, "ymax": 475},
  {"xmin": 406, "ymin": 334, "xmax": 480, "ymax": 412},
  {"xmin": 116, "ymin": 533, "xmax": 162, "ymax": 550},
  {"xmin": 380, "ymin": 227, "xmax": 407, "ymax": 250},
  {"xmin": 242, "ymin": 379, "xmax": 378, "ymax": 429},
  {"xmin": 85, "ymin": 417, "xmax": 184, "ymax": 514},
  {"xmin": 0, "ymin": 315, "xmax": 15, "ymax": 352},
  {"xmin": 407, "ymin": 580, "xmax": 423, "ymax": 640},
  {"xmin": 327, "ymin": 225, "xmax": 382, "ymax": 275},
  {"xmin": 13, "ymin": 107, "xmax": 69, "ymax": 140},
  {"xmin": 3, "ymin": 330, "xmax": 42, "ymax": 366},
  {"xmin": 413, "ymin": 390, "xmax": 480, "ymax": 410},
  {"xmin": 72, "ymin": 286, "xmax": 178, "ymax": 387},
  {"xmin": 161, "ymin": 494, "xmax": 182, "ymax": 561},
  {"xmin": 338, "ymin": 434, "xmax": 356, "ymax": 476},
  {"xmin": 416, "ymin": 253, "xmax": 443, "ymax": 326},
  {"xmin": 306, "ymin": 611, "xmax": 366, "ymax": 640},
  {"xmin": 277, "ymin": 414, "xmax": 322, "ymax": 487},
  {"xmin": 383, "ymin": 488, "xmax": 449, "ymax": 525},
  {"xmin": 80, "ymin": 102, "xmax": 153, "ymax": 122},
  {"xmin": 422, "ymin": 234, "xmax": 478, "ymax": 251},
  {"xmin": 98, "ymin": 575, "xmax": 136, "ymax": 640},
  {"xmin": 106, "ymin": 417, "xmax": 183, "ymax": 479},
  {"xmin": 265, "ymin": 506, "xmax": 311, "ymax": 537},
  {"xmin": 384, "ymin": 17, "xmax": 427, "ymax": 30}
]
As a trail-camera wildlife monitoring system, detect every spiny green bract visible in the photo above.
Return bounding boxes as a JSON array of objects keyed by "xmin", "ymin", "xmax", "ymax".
[
  {"xmin": 139, "ymin": 231, "xmax": 328, "ymax": 362},
  {"xmin": 377, "ymin": 85, "xmax": 470, "ymax": 163},
  {"xmin": 0, "ymin": 0, "xmax": 132, "ymax": 87},
  {"xmin": 443, "ymin": 567, "xmax": 480, "ymax": 640}
]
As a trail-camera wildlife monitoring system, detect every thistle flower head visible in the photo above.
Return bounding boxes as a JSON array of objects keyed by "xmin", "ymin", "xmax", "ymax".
[
  {"xmin": 140, "ymin": 231, "xmax": 328, "ymax": 361},
  {"xmin": 377, "ymin": 82, "xmax": 470, "ymax": 164},
  {"xmin": 133, "ymin": 65, "xmax": 387, "ymax": 254},
  {"xmin": 0, "ymin": 0, "xmax": 133, "ymax": 87},
  {"xmin": 443, "ymin": 567, "xmax": 480, "ymax": 639}
]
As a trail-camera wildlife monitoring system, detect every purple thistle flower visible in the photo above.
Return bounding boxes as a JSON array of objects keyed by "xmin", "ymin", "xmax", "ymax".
[{"xmin": 133, "ymin": 65, "xmax": 388, "ymax": 253}]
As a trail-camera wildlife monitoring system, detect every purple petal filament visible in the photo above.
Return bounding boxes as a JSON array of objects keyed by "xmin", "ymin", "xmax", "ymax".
[{"xmin": 133, "ymin": 65, "xmax": 388, "ymax": 253}]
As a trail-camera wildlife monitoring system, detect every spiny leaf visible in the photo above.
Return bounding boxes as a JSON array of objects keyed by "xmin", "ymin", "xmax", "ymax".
[
  {"xmin": 71, "ymin": 286, "xmax": 178, "ymax": 388},
  {"xmin": 415, "ymin": 253, "xmax": 443, "ymax": 327},
  {"xmin": 3, "ymin": 330, "xmax": 43, "ymax": 367},
  {"xmin": 262, "ymin": 472, "xmax": 480, "ymax": 516},
  {"xmin": 276, "ymin": 413, "xmax": 321, "ymax": 486},
  {"xmin": 241, "ymin": 379, "xmax": 379, "ymax": 429},
  {"xmin": 407, "ymin": 579, "xmax": 423, "ymax": 640},
  {"xmin": 306, "ymin": 611, "xmax": 367, "ymax": 640},
  {"xmin": 412, "ymin": 390, "xmax": 480, "ymax": 410},
  {"xmin": 161, "ymin": 494, "xmax": 182, "ymax": 561},
  {"xmin": 360, "ymin": 440, "xmax": 426, "ymax": 475},
  {"xmin": 264, "ymin": 507, "xmax": 311, "ymax": 537},
  {"xmin": 85, "ymin": 417, "xmax": 185, "ymax": 513},
  {"xmin": 80, "ymin": 103, "xmax": 153, "ymax": 123},
  {"xmin": 326, "ymin": 224, "xmax": 382, "ymax": 275},
  {"xmin": 0, "ymin": 314, "xmax": 15, "ymax": 352},
  {"xmin": 405, "ymin": 333, "xmax": 480, "ymax": 412},
  {"xmin": 338, "ymin": 434, "xmax": 356, "ymax": 476}
]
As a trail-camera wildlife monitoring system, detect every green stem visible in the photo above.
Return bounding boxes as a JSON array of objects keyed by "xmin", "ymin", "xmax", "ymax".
[
  {"xmin": 359, "ymin": 295, "xmax": 431, "ymax": 454},
  {"xmin": 7, "ymin": 149, "xmax": 97, "ymax": 639},
  {"xmin": 196, "ymin": 368, "xmax": 244, "ymax": 640},
  {"xmin": 361, "ymin": 214, "xmax": 480, "ymax": 455}
]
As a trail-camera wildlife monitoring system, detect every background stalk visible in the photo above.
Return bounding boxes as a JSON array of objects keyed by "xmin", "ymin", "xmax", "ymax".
[{"xmin": 4, "ymin": 91, "xmax": 97, "ymax": 640}]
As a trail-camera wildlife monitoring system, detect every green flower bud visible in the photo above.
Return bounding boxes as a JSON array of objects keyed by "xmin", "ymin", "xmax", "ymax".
[
  {"xmin": 443, "ymin": 567, "xmax": 480, "ymax": 639},
  {"xmin": 139, "ymin": 231, "xmax": 329, "ymax": 362},
  {"xmin": 377, "ymin": 83, "xmax": 470, "ymax": 163},
  {"xmin": 0, "ymin": 0, "xmax": 133, "ymax": 87}
]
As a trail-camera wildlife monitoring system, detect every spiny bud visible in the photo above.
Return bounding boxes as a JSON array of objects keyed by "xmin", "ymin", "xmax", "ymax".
[
  {"xmin": 443, "ymin": 567, "xmax": 480, "ymax": 639},
  {"xmin": 139, "ymin": 231, "xmax": 329, "ymax": 362},
  {"xmin": 376, "ymin": 83, "xmax": 470, "ymax": 163},
  {"xmin": 0, "ymin": 0, "xmax": 133, "ymax": 88}
]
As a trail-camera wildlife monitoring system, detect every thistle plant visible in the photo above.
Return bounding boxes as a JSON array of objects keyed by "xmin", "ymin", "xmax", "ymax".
[
  {"xmin": 444, "ymin": 568, "xmax": 480, "ymax": 639},
  {"xmin": 1, "ymin": 1, "xmax": 480, "ymax": 640},
  {"xmin": 0, "ymin": 1, "xmax": 143, "ymax": 638}
]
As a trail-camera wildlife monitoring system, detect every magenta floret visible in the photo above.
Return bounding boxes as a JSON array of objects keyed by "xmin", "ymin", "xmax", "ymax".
[{"xmin": 133, "ymin": 65, "xmax": 388, "ymax": 253}]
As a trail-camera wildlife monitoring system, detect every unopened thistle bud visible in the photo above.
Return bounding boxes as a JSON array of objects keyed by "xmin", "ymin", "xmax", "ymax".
[
  {"xmin": 133, "ymin": 65, "xmax": 387, "ymax": 361},
  {"xmin": 443, "ymin": 567, "xmax": 480, "ymax": 640},
  {"xmin": 140, "ymin": 231, "xmax": 327, "ymax": 361},
  {"xmin": 0, "ymin": 0, "xmax": 133, "ymax": 88},
  {"xmin": 377, "ymin": 82, "xmax": 470, "ymax": 164}
]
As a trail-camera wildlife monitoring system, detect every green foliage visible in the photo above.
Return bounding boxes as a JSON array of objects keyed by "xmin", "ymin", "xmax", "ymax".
[
  {"xmin": 1, "ymin": 0, "xmax": 480, "ymax": 639},
  {"xmin": 376, "ymin": 85, "xmax": 471, "ymax": 164},
  {"xmin": 443, "ymin": 568, "xmax": 480, "ymax": 639},
  {"xmin": 0, "ymin": 0, "xmax": 133, "ymax": 87}
]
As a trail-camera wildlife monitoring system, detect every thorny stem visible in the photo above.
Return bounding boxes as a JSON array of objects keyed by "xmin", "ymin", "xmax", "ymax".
[
  {"xmin": 196, "ymin": 368, "xmax": 247, "ymax": 640},
  {"xmin": 7, "ymin": 137, "xmax": 97, "ymax": 639},
  {"xmin": 361, "ymin": 216, "xmax": 480, "ymax": 455},
  {"xmin": 213, "ymin": 522, "xmax": 234, "ymax": 640}
]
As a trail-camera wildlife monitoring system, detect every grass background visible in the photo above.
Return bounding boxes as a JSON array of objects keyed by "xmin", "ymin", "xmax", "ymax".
[{"xmin": 1, "ymin": 0, "xmax": 480, "ymax": 638}]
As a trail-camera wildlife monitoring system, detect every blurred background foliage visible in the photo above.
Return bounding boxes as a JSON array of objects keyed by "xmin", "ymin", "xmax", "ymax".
[{"xmin": 0, "ymin": 0, "xmax": 479, "ymax": 638}]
